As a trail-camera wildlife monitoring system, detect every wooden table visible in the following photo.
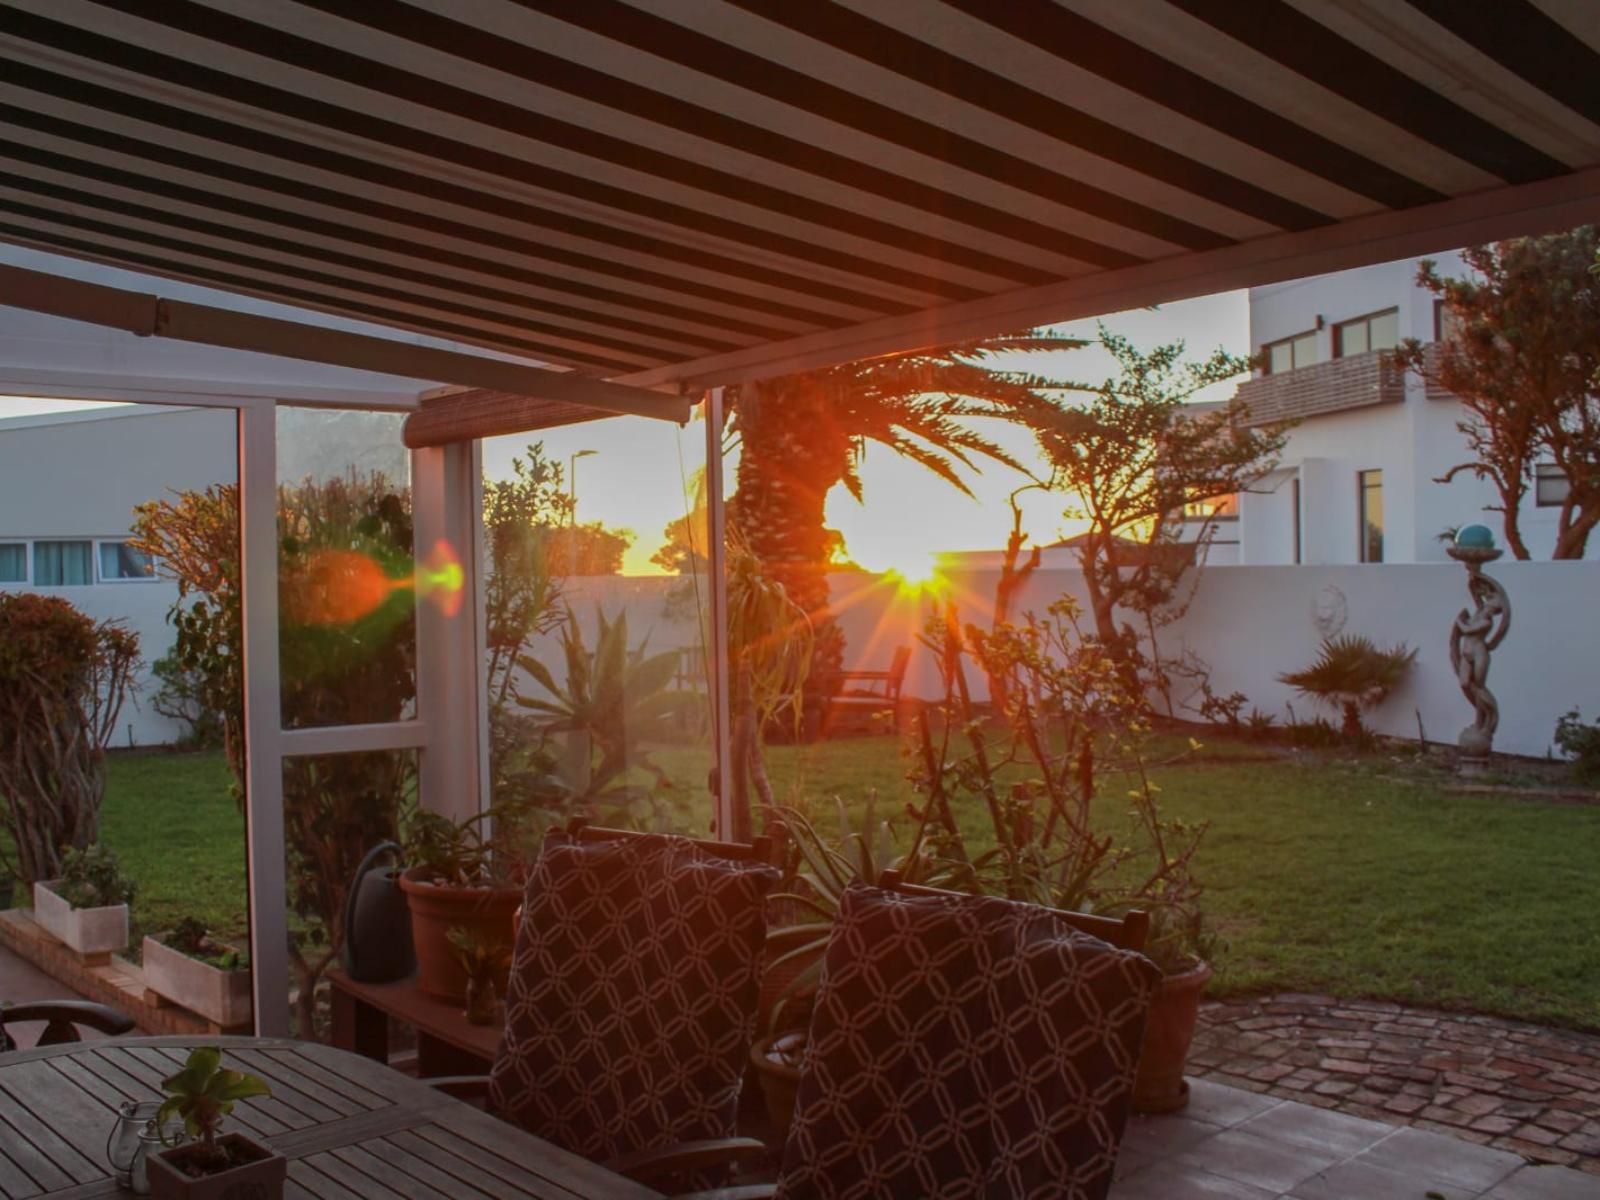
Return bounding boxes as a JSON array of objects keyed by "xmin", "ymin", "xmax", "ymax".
[
  {"xmin": 0, "ymin": 1036, "xmax": 661, "ymax": 1199},
  {"xmin": 327, "ymin": 967, "xmax": 499, "ymax": 1077}
]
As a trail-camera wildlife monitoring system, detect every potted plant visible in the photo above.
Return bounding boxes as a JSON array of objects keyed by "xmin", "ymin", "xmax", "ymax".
[
  {"xmin": 446, "ymin": 925, "xmax": 512, "ymax": 1025},
  {"xmin": 1125, "ymin": 903, "xmax": 1218, "ymax": 1114},
  {"xmin": 147, "ymin": 1046, "xmax": 284, "ymax": 1200},
  {"xmin": 398, "ymin": 806, "xmax": 527, "ymax": 1003},
  {"xmin": 752, "ymin": 801, "xmax": 945, "ymax": 1138},
  {"xmin": 143, "ymin": 918, "xmax": 253, "ymax": 1029},
  {"xmin": 33, "ymin": 844, "xmax": 134, "ymax": 959}
]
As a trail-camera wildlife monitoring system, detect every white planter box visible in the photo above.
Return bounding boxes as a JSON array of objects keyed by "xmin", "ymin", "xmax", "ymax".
[
  {"xmin": 141, "ymin": 935, "xmax": 253, "ymax": 1028},
  {"xmin": 32, "ymin": 881, "xmax": 129, "ymax": 957}
]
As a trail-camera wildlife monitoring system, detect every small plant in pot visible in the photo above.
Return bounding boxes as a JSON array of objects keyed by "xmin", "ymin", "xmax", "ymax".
[
  {"xmin": 447, "ymin": 925, "xmax": 512, "ymax": 1026},
  {"xmin": 143, "ymin": 918, "xmax": 253, "ymax": 1029},
  {"xmin": 33, "ymin": 844, "xmax": 135, "ymax": 959},
  {"xmin": 398, "ymin": 804, "xmax": 529, "ymax": 1003},
  {"xmin": 147, "ymin": 1046, "xmax": 284, "ymax": 1200}
]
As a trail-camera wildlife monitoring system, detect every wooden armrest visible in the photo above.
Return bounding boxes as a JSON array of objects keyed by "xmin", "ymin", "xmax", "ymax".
[
  {"xmin": 2, "ymin": 1000, "xmax": 136, "ymax": 1043},
  {"xmin": 418, "ymin": 1074, "xmax": 491, "ymax": 1101},
  {"xmin": 604, "ymin": 1136, "xmax": 770, "ymax": 1185}
]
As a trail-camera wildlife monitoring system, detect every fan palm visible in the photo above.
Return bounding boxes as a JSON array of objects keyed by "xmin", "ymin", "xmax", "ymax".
[{"xmin": 1278, "ymin": 635, "xmax": 1418, "ymax": 738}]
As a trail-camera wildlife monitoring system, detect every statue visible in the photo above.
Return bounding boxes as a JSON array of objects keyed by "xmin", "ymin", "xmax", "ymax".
[{"xmin": 1445, "ymin": 526, "xmax": 1511, "ymax": 761}]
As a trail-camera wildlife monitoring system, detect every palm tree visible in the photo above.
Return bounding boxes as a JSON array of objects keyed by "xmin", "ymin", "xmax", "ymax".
[
  {"xmin": 726, "ymin": 333, "xmax": 1084, "ymax": 709},
  {"xmin": 1278, "ymin": 635, "xmax": 1418, "ymax": 739}
]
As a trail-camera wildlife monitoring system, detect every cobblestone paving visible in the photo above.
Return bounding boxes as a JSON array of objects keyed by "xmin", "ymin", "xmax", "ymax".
[{"xmin": 1192, "ymin": 993, "xmax": 1600, "ymax": 1176}]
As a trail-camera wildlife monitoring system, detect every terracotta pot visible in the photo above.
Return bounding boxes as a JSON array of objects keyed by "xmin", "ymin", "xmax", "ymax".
[
  {"xmin": 751, "ymin": 1031, "xmax": 806, "ymax": 1141},
  {"xmin": 147, "ymin": 1131, "xmax": 286, "ymax": 1200},
  {"xmin": 398, "ymin": 869, "xmax": 521, "ymax": 1002},
  {"xmin": 1133, "ymin": 959, "xmax": 1213, "ymax": 1114}
]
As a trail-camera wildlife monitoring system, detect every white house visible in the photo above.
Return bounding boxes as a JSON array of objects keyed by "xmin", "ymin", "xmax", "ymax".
[
  {"xmin": 1232, "ymin": 253, "xmax": 1589, "ymax": 565},
  {"xmin": 0, "ymin": 404, "xmax": 236, "ymax": 746}
]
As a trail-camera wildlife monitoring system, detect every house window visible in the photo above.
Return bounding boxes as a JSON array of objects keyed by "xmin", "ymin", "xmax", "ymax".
[
  {"xmin": 33, "ymin": 540, "xmax": 94, "ymax": 585},
  {"xmin": 1535, "ymin": 462, "xmax": 1570, "ymax": 507},
  {"xmin": 1433, "ymin": 299, "xmax": 1463, "ymax": 343},
  {"xmin": 1358, "ymin": 471, "xmax": 1384, "ymax": 563},
  {"xmin": 1292, "ymin": 477, "xmax": 1303, "ymax": 565},
  {"xmin": 98, "ymin": 540, "xmax": 157, "ymax": 581},
  {"xmin": 1183, "ymin": 493, "xmax": 1238, "ymax": 521},
  {"xmin": 1334, "ymin": 308, "xmax": 1400, "ymax": 358},
  {"xmin": 1263, "ymin": 330, "xmax": 1318, "ymax": 375},
  {"xmin": 0, "ymin": 543, "xmax": 25, "ymax": 583}
]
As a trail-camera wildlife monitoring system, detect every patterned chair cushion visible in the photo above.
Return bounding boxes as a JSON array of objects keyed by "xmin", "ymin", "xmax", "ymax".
[
  {"xmin": 776, "ymin": 883, "xmax": 1160, "ymax": 1200},
  {"xmin": 489, "ymin": 831, "xmax": 778, "ymax": 1164}
]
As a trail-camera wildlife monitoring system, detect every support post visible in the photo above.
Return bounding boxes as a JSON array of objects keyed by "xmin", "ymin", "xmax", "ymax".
[
  {"xmin": 703, "ymin": 389, "xmax": 734, "ymax": 841},
  {"xmin": 238, "ymin": 403, "xmax": 290, "ymax": 1038},
  {"xmin": 414, "ymin": 441, "xmax": 486, "ymax": 823}
]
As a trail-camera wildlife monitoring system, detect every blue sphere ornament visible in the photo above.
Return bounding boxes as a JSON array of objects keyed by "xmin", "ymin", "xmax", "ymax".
[{"xmin": 1455, "ymin": 524, "xmax": 1495, "ymax": 550}]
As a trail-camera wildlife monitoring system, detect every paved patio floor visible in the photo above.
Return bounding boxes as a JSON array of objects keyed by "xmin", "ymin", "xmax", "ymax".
[
  {"xmin": 1115, "ymin": 1078, "xmax": 1597, "ymax": 1199},
  {"xmin": 7, "ymin": 944, "xmax": 1597, "ymax": 1193}
]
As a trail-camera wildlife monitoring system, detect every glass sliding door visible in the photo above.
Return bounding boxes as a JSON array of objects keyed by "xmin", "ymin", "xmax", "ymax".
[
  {"xmin": 271, "ymin": 406, "xmax": 423, "ymax": 1038},
  {"xmin": 481, "ymin": 414, "xmax": 715, "ymax": 849}
]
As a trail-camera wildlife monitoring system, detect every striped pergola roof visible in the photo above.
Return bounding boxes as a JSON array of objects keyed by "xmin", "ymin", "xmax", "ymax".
[{"xmin": 3, "ymin": 1, "xmax": 1599, "ymax": 419}]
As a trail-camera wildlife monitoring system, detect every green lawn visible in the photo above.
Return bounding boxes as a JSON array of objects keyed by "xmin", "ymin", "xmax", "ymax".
[
  {"xmin": 99, "ymin": 750, "xmax": 247, "ymax": 948},
  {"xmin": 654, "ymin": 732, "xmax": 1600, "ymax": 1033},
  {"xmin": 61, "ymin": 732, "xmax": 1600, "ymax": 1032}
]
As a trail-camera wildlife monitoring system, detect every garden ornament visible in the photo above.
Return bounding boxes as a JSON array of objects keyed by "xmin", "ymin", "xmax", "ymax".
[{"xmin": 1446, "ymin": 526, "xmax": 1511, "ymax": 763}]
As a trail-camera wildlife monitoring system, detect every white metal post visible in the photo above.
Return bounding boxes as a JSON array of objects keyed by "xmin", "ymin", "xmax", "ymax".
[
  {"xmin": 238, "ymin": 402, "xmax": 291, "ymax": 1038},
  {"xmin": 414, "ymin": 441, "xmax": 484, "ymax": 823},
  {"xmin": 703, "ymin": 389, "xmax": 734, "ymax": 840}
]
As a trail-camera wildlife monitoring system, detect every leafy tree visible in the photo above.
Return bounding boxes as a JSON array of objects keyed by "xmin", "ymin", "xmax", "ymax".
[
  {"xmin": 0, "ymin": 594, "xmax": 139, "ymax": 885},
  {"xmin": 132, "ymin": 474, "xmax": 415, "ymax": 1037},
  {"xmin": 482, "ymin": 444, "xmax": 570, "ymax": 715},
  {"xmin": 726, "ymin": 333, "xmax": 1085, "ymax": 712},
  {"xmin": 545, "ymin": 521, "xmax": 633, "ymax": 576},
  {"xmin": 1398, "ymin": 227, "xmax": 1600, "ymax": 559},
  {"xmin": 1278, "ymin": 635, "xmax": 1417, "ymax": 739},
  {"xmin": 1020, "ymin": 330, "xmax": 1286, "ymax": 674}
]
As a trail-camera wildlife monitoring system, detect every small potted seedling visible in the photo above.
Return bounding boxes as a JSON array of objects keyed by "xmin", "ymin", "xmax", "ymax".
[
  {"xmin": 143, "ymin": 918, "xmax": 253, "ymax": 1029},
  {"xmin": 446, "ymin": 925, "xmax": 511, "ymax": 1026},
  {"xmin": 147, "ymin": 1046, "xmax": 283, "ymax": 1200},
  {"xmin": 33, "ymin": 845, "xmax": 134, "ymax": 959}
]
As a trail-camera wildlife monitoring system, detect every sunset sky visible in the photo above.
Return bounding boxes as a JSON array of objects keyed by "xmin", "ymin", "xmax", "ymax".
[
  {"xmin": 482, "ymin": 289, "xmax": 1249, "ymax": 576},
  {"xmin": 5, "ymin": 288, "xmax": 1247, "ymax": 578}
]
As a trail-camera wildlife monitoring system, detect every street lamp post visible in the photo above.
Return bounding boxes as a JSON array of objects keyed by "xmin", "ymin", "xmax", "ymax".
[{"xmin": 567, "ymin": 449, "xmax": 597, "ymax": 576}]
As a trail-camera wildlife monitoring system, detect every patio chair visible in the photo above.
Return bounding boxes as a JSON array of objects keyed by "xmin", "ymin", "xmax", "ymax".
[
  {"xmin": 436, "ymin": 819, "xmax": 779, "ymax": 1193},
  {"xmin": 0, "ymin": 999, "xmax": 136, "ymax": 1052},
  {"xmin": 821, "ymin": 644, "xmax": 911, "ymax": 735},
  {"xmin": 684, "ymin": 879, "xmax": 1160, "ymax": 1200}
]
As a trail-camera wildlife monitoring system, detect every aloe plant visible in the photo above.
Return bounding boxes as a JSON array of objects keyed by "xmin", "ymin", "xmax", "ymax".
[
  {"xmin": 515, "ymin": 608, "xmax": 685, "ymax": 814},
  {"xmin": 763, "ymin": 799, "xmax": 945, "ymax": 1029}
]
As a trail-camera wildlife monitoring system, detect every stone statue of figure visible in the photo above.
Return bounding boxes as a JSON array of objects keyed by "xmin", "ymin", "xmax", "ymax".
[{"xmin": 1448, "ymin": 567, "xmax": 1511, "ymax": 756}]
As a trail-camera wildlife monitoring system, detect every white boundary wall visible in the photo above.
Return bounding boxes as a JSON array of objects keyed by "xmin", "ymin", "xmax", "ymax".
[{"xmin": 551, "ymin": 563, "xmax": 1599, "ymax": 761}]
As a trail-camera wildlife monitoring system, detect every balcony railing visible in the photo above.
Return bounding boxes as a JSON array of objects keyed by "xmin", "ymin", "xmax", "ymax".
[{"xmin": 1235, "ymin": 349, "xmax": 1406, "ymax": 426}]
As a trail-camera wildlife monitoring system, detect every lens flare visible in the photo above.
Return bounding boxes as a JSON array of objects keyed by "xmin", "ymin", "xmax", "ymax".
[
  {"xmin": 281, "ymin": 539, "xmax": 465, "ymax": 627},
  {"xmin": 417, "ymin": 539, "xmax": 465, "ymax": 618},
  {"xmin": 281, "ymin": 550, "xmax": 396, "ymax": 626}
]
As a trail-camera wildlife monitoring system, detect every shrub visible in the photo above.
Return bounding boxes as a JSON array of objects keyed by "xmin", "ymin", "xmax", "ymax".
[
  {"xmin": 55, "ymin": 844, "xmax": 136, "ymax": 909},
  {"xmin": 1279, "ymin": 635, "xmax": 1417, "ymax": 739},
  {"xmin": 1554, "ymin": 709, "xmax": 1600, "ymax": 783},
  {"xmin": 0, "ymin": 594, "xmax": 139, "ymax": 885}
]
